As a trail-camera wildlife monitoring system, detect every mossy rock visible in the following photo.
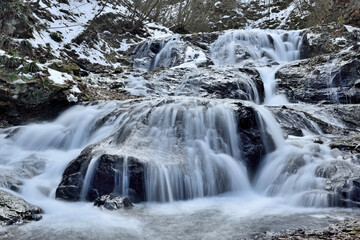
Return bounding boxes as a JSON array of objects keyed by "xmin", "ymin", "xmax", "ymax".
[
  {"xmin": 50, "ymin": 32, "xmax": 63, "ymax": 42},
  {"xmin": 48, "ymin": 61, "xmax": 81, "ymax": 75},
  {"xmin": 113, "ymin": 67, "xmax": 123, "ymax": 74},
  {"xmin": 23, "ymin": 61, "xmax": 40, "ymax": 73}
]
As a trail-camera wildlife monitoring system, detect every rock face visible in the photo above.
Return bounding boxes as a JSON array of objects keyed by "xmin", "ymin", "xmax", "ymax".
[
  {"xmin": 94, "ymin": 195, "xmax": 133, "ymax": 210},
  {"xmin": 0, "ymin": 77, "xmax": 72, "ymax": 127},
  {"xmin": 315, "ymin": 160, "xmax": 360, "ymax": 207},
  {"xmin": 0, "ymin": 190, "xmax": 42, "ymax": 226},
  {"xmin": 300, "ymin": 23, "xmax": 359, "ymax": 59},
  {"xmin": 269, "ymin": 103, "xmax": 360, "ymax": 207},
  {"xmin": 126, "ymin": 67, "xmax": 264, "ymax": 102},
  {"xmin": 276, "ymin": 56, "xmax": 360, "ymax": 104},
  {"xmin": 56, "ymin": 148, "xmax": 145, "ymax": 203},
  {"xmin": 0, "ymin": 1, "xmax": 36, "ymax": 39},
  {"xmin": 276, "ymin": 23, "xmax": 360, "ymax": 105},
  {"xmin": 236, "ymin": 103, "xmax": 271, "ymax": 176}
]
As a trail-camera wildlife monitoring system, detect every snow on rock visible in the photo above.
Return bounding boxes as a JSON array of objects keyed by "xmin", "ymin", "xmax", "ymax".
[
  {"xmin": 71, "ymin": 85, "xmax": 81, "ymax": 94},
  {"xmin": 67, "ymin": 93, "xmax": 78, "ymax": 102},
  {"xmin": 145, "ymin": 23, "xmax": 174, "ymax": 38},
  {"xmin": 27, "ymin": 0, "xmax": 173, "ymax": 70},
  {"xmin": 175, "ymin": 46, "xmax": 207, "ymax": 68},
  {"xmin": 48, "ymin": 68, "xmax": 73, "ymax": 85}
]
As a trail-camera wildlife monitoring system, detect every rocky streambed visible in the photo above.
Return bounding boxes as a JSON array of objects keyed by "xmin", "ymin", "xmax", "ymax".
[{"xmin": 255, "ymin": 218, "xmax": 360, "ymax": 239}]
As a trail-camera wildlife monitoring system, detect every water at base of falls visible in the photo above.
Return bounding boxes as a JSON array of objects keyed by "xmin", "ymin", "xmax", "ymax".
[
  {"xmin": 0, "ymin": 28, "xmax": 357, "ymax": 239},
  {"xmin": 1, "ymin": 196, "xmax": 359, "ymax": 240}
]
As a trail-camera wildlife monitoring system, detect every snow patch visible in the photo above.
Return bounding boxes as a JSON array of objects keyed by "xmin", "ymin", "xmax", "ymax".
[
  {"xmin": 48, "ymin": 68, "xmax": 72, "ymax": 85},
  {"xmin": 71, "ymin": 85, "xmax": 82, "ymax": 93},
  {"xmin": 175, "ymin": 47, "xmax": 207, "ymax": 68},
  {"xmin": 67, "ymin": 93, "xmax": 78, "ymax": 102},
  {"xmin": 345, "ymin": 25, "xmax": 360, "ymax": 33}
]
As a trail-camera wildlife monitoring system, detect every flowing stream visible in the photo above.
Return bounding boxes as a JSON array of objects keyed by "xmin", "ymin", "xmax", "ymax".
[{"xmin": 0, "ymin": 29, "xmax": 358, "ymax": 239}]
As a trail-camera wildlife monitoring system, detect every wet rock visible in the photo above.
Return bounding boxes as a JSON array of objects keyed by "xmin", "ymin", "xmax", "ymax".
[
  {"xmin": 55, "ymin": 146, "xmax": 98, "ymax": 201},
  {"xmin": 94, "ymin": 195, "xmax": 133, "ymax": 210},
  {"xmin": 125, "ymin": 66, "xmax": 264, "ymax": 102},
  {"xmin": 0, "ymin": 77, "xmax": 72, "ymax": 126},
  {"xmin": 56, "ymin": 148, "xmax": 145, "ymax": 203},
  {"xmin": 315, "ymin": 160, "xmax": 360, "ymax": 207},
  {"xmin": 235, "ymin": 103, "xmax": 270, "ymax": 177},
  {"xmin": 90, "ymin": 155, "xmax": 145, "ymax": 203},
  {"xmin": 131, "ymin": 37, "xmax": 185, "ymax": 70},
  {"xmin": 276, "ymin": 55, "xmax": 360, "ymax": 104},
  {"xmin": 300, "ymin": 23, "xmax": 360, "ymax": 59},
  {"xmin": 329, "ymin": 134, "xmax": 360, "ymax": 154},
  {"xmin": 0, "ymin": 190, "xmax": 42, "ymax": 226}
]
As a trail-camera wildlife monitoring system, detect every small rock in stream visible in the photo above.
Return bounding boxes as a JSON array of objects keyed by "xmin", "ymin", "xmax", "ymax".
[
  {"xmin": 0, "ymin": 190, "xmax": 42, "ymax": 226},
  {"xmin": 94, "ymin": 195, "xmax": 133, "ymax": 210}
]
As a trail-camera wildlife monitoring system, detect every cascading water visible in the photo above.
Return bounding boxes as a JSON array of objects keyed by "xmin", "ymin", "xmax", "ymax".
[
  {"xmin": 131, "ymin": 36, "xmax": 182, "ymax": 71},
  {"xmin": 1, "ymin": 28, "xmax": 358, "ymax": 239},
  {"xmin": 69, "ymin": 98, "xmax": 251, "ymax": 203},
  {"xmin": 210, "ymin": 29, "xmax": 302, "ymax": 105}
]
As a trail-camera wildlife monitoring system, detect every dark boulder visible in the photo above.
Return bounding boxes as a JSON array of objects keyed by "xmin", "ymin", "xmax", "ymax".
[
  {"xmin": 55, "ymin": 146, "xmax": 94, "ymax": 201},
  {"xmin": 94, "ymin": 195, "xmax": 133, "ymax": 210},
  {"xmin": 0, "ymin": 190, "xmax": 42, "ymax": 226},
  {"xmin": 235, "ymin": 103, "xmax": 271, "ymax": 177},
  {"xmin": 56, "ymin": 149, "xmax": 145, "ymax": 203},
  {"xmin": 90, "ymin": 155, "xmax": 145, "ymax": 203}
]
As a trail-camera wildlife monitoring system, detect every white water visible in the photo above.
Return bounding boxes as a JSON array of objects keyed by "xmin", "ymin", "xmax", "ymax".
[
  {"xmin": 0, "ymin": 29, "xmax": 357, "ymax": 239},
  {"xmin": 210, "ymin": 29, "xmax": 302, "ymax": 105}
]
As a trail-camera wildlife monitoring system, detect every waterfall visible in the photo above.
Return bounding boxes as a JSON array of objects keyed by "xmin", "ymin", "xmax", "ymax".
[
  {"xmin": 0, "ymin": 28, "xmax": 351, "ymax": 216},
  {"xmin": 76, "ymin": 98, "xmax": 251, "ymax": 202},
  {"xmin": 210, "ymin": 29, "xmax": 302, "ymax": 105},
  {"xmin": 131, "ymin": 36, "xmax": 182, "ymax": 71}
]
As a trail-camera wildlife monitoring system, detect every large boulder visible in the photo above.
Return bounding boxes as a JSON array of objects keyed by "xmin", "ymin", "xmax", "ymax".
[
  {"xmin": 55, "ymin": 99, "xmax": 268, "ymax": 201},
  {"xmin": 56, "ymin": 148, "xmax": 145, "ymax": 203},
  {"xmin": 0, "ymin": 190, "xmax": 42, "ymax": 226}
]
